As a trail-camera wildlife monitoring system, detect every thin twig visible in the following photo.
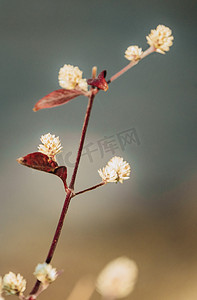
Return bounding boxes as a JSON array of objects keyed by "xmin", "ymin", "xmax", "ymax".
[
  {"xmin": 108, "ymin": 45, "xmax": 155, "ymax": 83},
  {"xmin": 109, "ymin": 60, "xmax": 138, "ymax": 83},
  {"xmin": 69, "ymin": 89, "xmax": 98, "ymax": 190},
  {"xmin": 72, "ymin": 182, "xmax": 106, "ymax": 198}
]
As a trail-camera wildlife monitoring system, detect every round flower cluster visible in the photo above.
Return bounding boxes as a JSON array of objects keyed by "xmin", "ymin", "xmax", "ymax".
[
  {"xmin": 2, "ymin": 272, "xmax": 26, "ymax": 296},
  {"xmin": 34, "ymin": 263, "xmax": 58, "ymax": 286},
  {"xmin": 38, "ymin": 133, "xmax": 62, "ymax": 161},
  {"xmin": 98, "ymin": 156, "xmax": 131, "ymax": 183},
  {"xmin": 146, "ymin": 25, "xmax": 174, "ymax": 54},
  {"xmin": 58, "ymin": 64, "xmax": 88, "ymax": 91},
  {"xmin": 125, "ymin": 45, "xmax": 143, "ymax": 61},
  {"xmin": 96, "ymin": 257, "xmax": 138, "ymax": 299}
]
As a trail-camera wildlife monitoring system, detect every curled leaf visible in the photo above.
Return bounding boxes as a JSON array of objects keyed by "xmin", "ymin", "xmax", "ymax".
[
  {"xmin": 17, "ymin": 152, "xmax": 68, "ymax": 190},
  {"xmin": 17, "ymin": 152, "xmax": 58, "ymax": 173},
  {"xmin": 87, "ymin": 70, "xmax": 108, "ymax": 91},
  {"xmin": 33, "ymin": 89, "xmax": 88, "ymax": 111},
  {"xmin": 54, "ymin": 166, "xmax": 68, "ymax": 191}
]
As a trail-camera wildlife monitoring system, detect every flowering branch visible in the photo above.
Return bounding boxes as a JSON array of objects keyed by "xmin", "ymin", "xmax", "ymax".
[
  {"xmin": 109, "ymin": 25, "xmax": 173, "ymax": 84},
  {"xmin": 3, "ymin": 24, "xmax": 174, "ymax": 300},
  {"xmin": 30, "ymin": 74, "xmax": 98, "ymax": 296},
  {"xmin": 109, "ymin": 45, "xmax": 155, "ymax": 83}
]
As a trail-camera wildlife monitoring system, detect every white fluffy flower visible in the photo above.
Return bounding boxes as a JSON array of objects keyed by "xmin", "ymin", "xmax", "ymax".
[
  {"xmin": 58, "ymin": 64, "xmax": 88, "ymax": 91},
  {"xmin": 146, "ymin": 25, "xmax": 174, "ymax": 54},
  {"xmin": 34, "ymin": 263, "xmax": 57, "ymax": 285},
  {"xmin": 98, "ymin": 156, "xmax": 131, "ymax": 183},
  {"xmin": 2, "ymin": 272, "xmax": 26, "ymax": 295},
  {"xmin": 78, "ymin": 78, "xmax": 88, "ymax": 91},
  {"xmin": 96, "ymin": 257, "xmax": 138, "ymax": 299},
  {"xmin": 125, "ymin": 45, "xmax": 143, "ymax": 61},
  {"xmin": 38, "ymin": 133, "xmax": 62, "ymax": 161}
]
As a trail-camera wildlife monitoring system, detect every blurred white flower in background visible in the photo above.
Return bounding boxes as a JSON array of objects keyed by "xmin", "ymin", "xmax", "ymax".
[
  {"xmin": 96, "ymin": 256, "xmax": 138, "ymax": 299},
  {"xmin": 0, "ymin": 277, "xmax": 4, "ymax": 300},
  {"xmin": 0, "ymin": 277, "xmax": 2, "ymax": 294}
]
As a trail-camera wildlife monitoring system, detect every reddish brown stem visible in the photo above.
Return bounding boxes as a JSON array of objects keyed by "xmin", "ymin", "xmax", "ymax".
[
  {"xmin": 69, "ymin": 90, "xmax": 97, "ymax": 190},
  {"xmin": 72, "ymin": 182, "xmax": 106, "ymax": 198},
  {"xmin": 30, "ymin": 90, "xmax": 97, "ymax": 296},
  {"xmin": 108, "ymin": 45, "xmax": 155, "ymax": 83},
  {"xmin": 30, "ymin": 190, "xmax": 72, "ymax": 295},
  {"xmin": 45, "ymin": 190, "xmax": 72, "ymax": 263},
  {"xmin": 109, "ymin": 60, "xmax": 138, "ymax": 83}
]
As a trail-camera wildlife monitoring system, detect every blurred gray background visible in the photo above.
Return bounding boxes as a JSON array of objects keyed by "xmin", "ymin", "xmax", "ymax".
[{"xmin": 0, "ymin": 0, "xmax": 197, "ymax": 299}]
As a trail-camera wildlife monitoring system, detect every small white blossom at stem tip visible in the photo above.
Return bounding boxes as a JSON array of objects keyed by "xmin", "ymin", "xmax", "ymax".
[
  {"xmin": 146, "ymin": 25, "xmax": 174, "ymax": 54},
  {"xmin": 98, "ymin": 156, "xmax": 131, "ymax": 183},
  {"xmin": 38, "ymin": 133, "xmax": 62, "ymax": 161},
  {"xmin": 96, "ymin": 257, "xmax": 138, "ymax": 299},
  {"xmin": 125, "ymin": 45, "xmax": 143, "ymax": 61},
  {"xmin": 58, "ymin": 64, "xmax": 88, "ymax": 91},
  {"xmin": 2, "ymin": 272, "xmax": 26, "ymax": 296},
  {"xmin": 34, "ymin": 263, "xmax": 58, "ymax": 285}
]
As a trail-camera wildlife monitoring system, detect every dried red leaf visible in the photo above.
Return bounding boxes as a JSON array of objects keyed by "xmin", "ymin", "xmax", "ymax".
[
  {"xmin": 17, "ymin": 152, "xmax": 58, "ymax": 173},
  {"xmin": 87, "ymin": 70, "xmax": 108, "ymax": 91},
  {"xmin": 17, "ymin": 152, "xmax": 68, "ymax": 190},
  {"xmin": 54, "ymin": 166, "xmax": 68, "ymax": 190},
  {"xmin": 33, "ymin": 89, "xmax": 86, "ymax": 111}
]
